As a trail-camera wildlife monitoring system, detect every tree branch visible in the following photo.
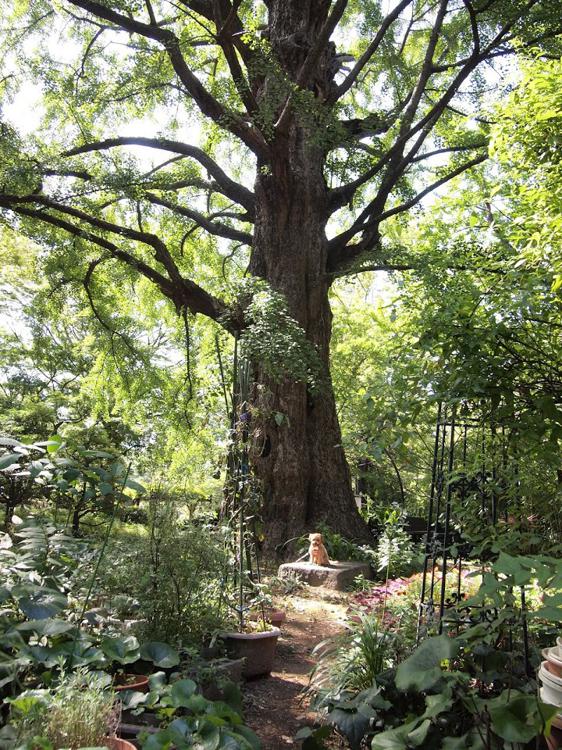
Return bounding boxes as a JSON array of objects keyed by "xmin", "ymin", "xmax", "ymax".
[
  {"xmin": 376, "ymin": 153, "xmax": 487, "ymax": 222},
  {"xmin": 146, "ymin": 192, "xmax": 253, "ymax": 245},
  {"xmin": 65, "ymin": 0, "xmax": 268, "ymax": 157},
  {"xmin": 297, "ymin": 0, "xmax": 350, "ymax": 88},
  {"xmin": 63, "ymin": 136, "xmax": 255, "ymax": 215},
  {"xmin": 0, "ymin": 194, "xmax": 235, "ymax": 327},
  {"xmin": 329, "ymin": 0, "xmax": 413, "ymax": 102},
  {"xmin": 327, "ymin": 153, "xmax": 487, "ymax": 272}
]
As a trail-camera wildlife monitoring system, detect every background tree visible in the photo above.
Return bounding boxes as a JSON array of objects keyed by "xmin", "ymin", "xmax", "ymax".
[
  {"xmin": 330, "ymin": 56, "xmax": 561, "ymax": 525},
  {"xmin": 0, "ymin": 0, "xmax": 560, "ymax": 548}
]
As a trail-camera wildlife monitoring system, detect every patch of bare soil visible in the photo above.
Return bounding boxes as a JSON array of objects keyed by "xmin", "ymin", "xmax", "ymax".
[{"xmin": 243, "ymin": 592, "xmax": 350, "ymax": 750}]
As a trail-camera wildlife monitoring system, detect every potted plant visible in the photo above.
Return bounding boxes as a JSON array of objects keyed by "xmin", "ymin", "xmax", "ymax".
[
  {"xmin": 100, "ymin": 635, "xmax": 180, "ymax": 692},
  {"xmin": 219, "ymin": 545, "xmax": 281, "ymax": 678},
  {"xmin": 218, "ymin": 363, "xmax": 280, "ymax": 678},
  {"xmin": 6, "ymin": 668, "xmax": 136, "ymax": 750}
]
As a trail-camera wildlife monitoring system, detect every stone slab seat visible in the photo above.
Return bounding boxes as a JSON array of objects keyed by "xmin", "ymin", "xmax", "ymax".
[{"xmin": 278, "ymin": 560, "xmax": 372, "ymax": 590}]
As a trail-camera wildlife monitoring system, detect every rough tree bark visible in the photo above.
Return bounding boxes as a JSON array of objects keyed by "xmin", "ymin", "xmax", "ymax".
[{"xmin": 244, "ymin": 1, "xmax": 371, "ymax": 549}]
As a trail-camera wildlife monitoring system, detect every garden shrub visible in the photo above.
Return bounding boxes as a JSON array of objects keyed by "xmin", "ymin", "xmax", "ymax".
[{"xmin": 94, "ymin": 496, "xmax": 228, "ymax": 646}]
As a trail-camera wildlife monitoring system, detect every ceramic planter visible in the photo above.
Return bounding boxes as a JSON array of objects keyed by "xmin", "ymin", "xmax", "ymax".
[
  {"xmin": 539, "ymin": 662, "xmax": 562, "ymax": 706},
  {"xmin": 221, "ymin": 627, "xmax": 281, "ymax": 678},
  {"xmin": 114, "ymin": 674, "xmax": 149, "ymax": 692},
  {"xmin": 544, "ymin": 647, "xmax": 562, "ymax": 678}
]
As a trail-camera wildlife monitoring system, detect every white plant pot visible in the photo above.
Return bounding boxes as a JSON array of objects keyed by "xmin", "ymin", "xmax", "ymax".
[
  {"xmin": 539, "ymin": 662, "xmax": 562, "ymax": 706},
  {"xmin": 544, "ymin": 648, "xmax": 562, "ymax": 677}
]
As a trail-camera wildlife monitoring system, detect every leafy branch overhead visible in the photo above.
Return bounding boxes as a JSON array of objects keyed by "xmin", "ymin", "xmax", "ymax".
[{"xmin": 0, "ymin": 0, "xmax": 559, "ymax": 329}]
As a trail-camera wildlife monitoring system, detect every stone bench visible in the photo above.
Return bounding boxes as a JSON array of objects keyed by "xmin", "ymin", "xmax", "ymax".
[{"xmin": 277, "ymin": 560, "xmax": 372, "ymax": 591}]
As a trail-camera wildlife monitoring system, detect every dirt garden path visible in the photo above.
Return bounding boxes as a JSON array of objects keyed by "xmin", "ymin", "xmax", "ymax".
[{"xmin": 243, "ymin": 590, "xmax": 350, "ymax": 750}]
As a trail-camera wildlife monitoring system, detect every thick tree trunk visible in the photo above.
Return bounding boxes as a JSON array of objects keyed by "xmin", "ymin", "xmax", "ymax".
[{"xmin": 247, "ymin": 1, "xmax": 370, "ymax": 553}]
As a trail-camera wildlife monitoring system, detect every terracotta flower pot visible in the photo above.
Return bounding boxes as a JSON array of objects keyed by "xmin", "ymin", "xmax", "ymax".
[
  {"xmin": 104, "ymin": 737, "xmax": 137, "ymax": 750},
  {"xmin": 114, "ymin": 674, "xmax": 149, "ymax": 692},
  {"xmin": 221, "ymin": 627, "xmax": 281, "ymax": 678}
]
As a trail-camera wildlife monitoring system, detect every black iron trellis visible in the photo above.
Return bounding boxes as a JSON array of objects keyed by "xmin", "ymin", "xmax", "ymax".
[
  {"xmin": 417, "ymin": 400, "xmax": 531, "ymax": 672},
  {"xmin": 217, "ymin": 337, "xmax": 267, "ymax": 631}
]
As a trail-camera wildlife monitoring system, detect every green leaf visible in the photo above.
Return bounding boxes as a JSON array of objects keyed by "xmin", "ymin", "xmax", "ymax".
[
  {"xmin": 422, "ymin": 687, "xmax": 453, "ymax": 718},
  {"xmin": 16, "ymin": 619, "xmax": 75, "ymax": 636},
  {"xmin": 101, "ymin": 635, "xmax": 140, "ymax": 664},
  {"xmin": 195, "ymin": 721, "xmax": 221, "ymax": 750},
  {"xmin": 0, "ymin": 453, "xmax": 21, "ymax": 470},
  {"xmin": 441, "ymin": 733, "xmax": 485, "ymax": 750},
  {"xmin": 183, "ymin": 693, "xmax": 210, "ymax": 713},
  {"xmin": 46, "ymin": 435, "xmax": 63, "ymax": 454},
  {"xmin": 125, "ymin": 477, "xmax": 146, "ymax": 493},
  {"xmin": 148, "ymin": 670, "xmax": 167, "ymax": 691},
  {"xmin": 143, "ymin": 728, "xmax": 174, "ymax": 750},
  {"xmin": 18, "ymin": 592, "xmax": 67, "ymax": 620},
  {"xmin": 395, "ymin": 635, "xmax": 458, "ymax": 692},
  {"xmin": 371, "ymin": 718, "xmax": 422, "ymax": 750},
  {"xmin": 220, "ymin": 681, "xmax": 244, "ymax": 715},
  {"xmin": 234, "ymin": 725, "xmax": 262, "ymax": 750},
  {"xmin": 487, "ymin": 691, "xmax": 558, "ymax": 743},
  {"xmin": 329, "ymin": 707, "xmax": 370, "ymax": 749},
  {"xmin": 170, "ymin": 679, "xmax": 197, "ymax": 708},
  {"xmin": 140, "ymin": 641, "xmax": 180, "ymax": 667},
  {"xmin": 407, "ymin": 719, "xmax": 430, "ymax": 747},
  {"xmin": 120, "ymin": 690, "xmax": 148, "ymax": 710}
]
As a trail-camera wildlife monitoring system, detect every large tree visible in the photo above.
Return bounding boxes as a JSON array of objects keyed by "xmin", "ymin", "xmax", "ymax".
[{"xmin": 0, "ymin": 0, "xmax": 559, "ymax": 549}]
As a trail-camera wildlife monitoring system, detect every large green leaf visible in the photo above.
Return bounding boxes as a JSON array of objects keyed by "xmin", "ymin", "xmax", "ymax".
[
  {"xmin": 233, "ymin": 725, "xmax": 262, "ymax": 750},
  {"xmin": 395, "ymin": 635, "xmax": 458, "ymax": 692},
  {"xmin": 15, "ymin": 618, "xmax": 75, "ymax": 636},
  {"xmin": 329, "ymin": 707, "xmax": 370, "ymax": 750},
  {"xmin": 46, "ymin": 434, "xmax": 63, "ymax": 454},
  {"xmin": 487, "ymin": 691, "xmax": 558, "ymax": 743},
  {"xmin": 101, "ymin": 635, "xmax": 140, "ymax": 664},
  {"xmin": 441, "ymin": 733, "xmax": 485, "ymax": 750},
  {"xmin": 170, "ymin": 679, "xmax": 197, "ymax": 708},
  {"xmin": 140, "ymin": 641, "xmax": 180, "ymax": 668},
  {"xmin": 120, "ymin": 690, "xmax": 149, "ymax": 710},
  {"xmin": 195, "ymin": 721, "xmax": 221, "ymax": 750},
  {"xmin": 17, "ymin": 591, "xmax": 67, "ymax": 620},
  {"xmin": 143, "ymin": 728, "xmax": 175, "ymax": 750},
  {"xmin": 371, "ymin": 718, "xmax": 425, "ymax": 750},
  {"xmin": 125, "ymin": 477, "xmax": 146, "ymax": 493},
  {"xmin": 0, "ymin": 453, "xmax": 21, "ymax": 470}
]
